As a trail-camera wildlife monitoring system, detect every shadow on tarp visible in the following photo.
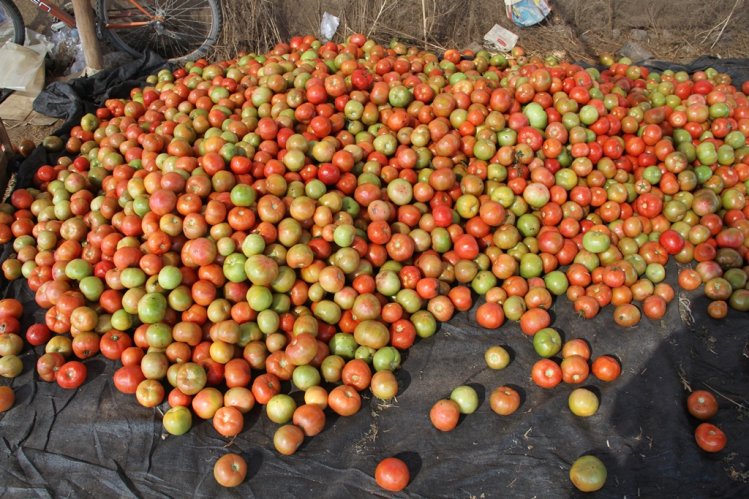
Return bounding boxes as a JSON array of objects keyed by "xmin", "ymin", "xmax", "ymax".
[{"xmin": 0, "ymin": 54, "xmax": 748, "ymax": 497}]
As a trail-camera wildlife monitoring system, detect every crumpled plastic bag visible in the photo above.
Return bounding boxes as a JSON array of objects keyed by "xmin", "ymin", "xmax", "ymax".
[
  {"xmin": 484, "ymin": 24, "xmax": 518, "ymax": 52},
  {"xmin": 505, "ymin": 0, "xmax": 551, "ymax": 27},
  {"xmin": 0, "ymin": 30, "xmax": 53, "ymax": 96},
  {"xmin": 320, "ymin": 12, "xmax": 340, "ymax": 42}
]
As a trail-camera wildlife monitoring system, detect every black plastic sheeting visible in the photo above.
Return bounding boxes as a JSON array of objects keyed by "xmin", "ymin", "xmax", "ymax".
[
  {"xmin": 0, "ymin": 56, "xmax": 748, "ymax": 498},
  {"xmin": 32, "ymin": 51, "xmax": 170, "ymax": 134},
  {"xmin": 642, "ymin": 56, "xmax": 749, "ymax": 85}
]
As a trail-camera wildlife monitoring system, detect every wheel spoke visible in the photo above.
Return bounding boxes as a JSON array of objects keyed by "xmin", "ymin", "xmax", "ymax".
[{"xmin": 103, "ymin": 0, "xmax": 219, "ymax": 59}]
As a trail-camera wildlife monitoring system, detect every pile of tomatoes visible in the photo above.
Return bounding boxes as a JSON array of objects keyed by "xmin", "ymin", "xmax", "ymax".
[{"xmin": 0, "ymin": 33, "xmax": 748, "ymax": 490}]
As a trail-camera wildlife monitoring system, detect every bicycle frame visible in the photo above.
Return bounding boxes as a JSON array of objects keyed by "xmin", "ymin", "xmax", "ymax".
[
  {"xmin": 104, "ymin": 1, "xmax": 157, "ymax": 30},
  {"xmin": 23, "ymin": 0, "xmax": 75, "ymax": 27},
  {"xmin": 21, "ymin": 0, "xmax": 155, "ymax": 31}
]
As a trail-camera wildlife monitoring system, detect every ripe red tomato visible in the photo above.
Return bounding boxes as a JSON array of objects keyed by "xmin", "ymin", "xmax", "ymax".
[
  {"xmin": 113, "ymin": 365, "xmax": 146, "ymax": 394},
  {"xmin": 430, "ymin": 399, "xmax": 461, "ymax": 431},
  {"xmin": 25, "ymin": 323, "xmax": 52, "ymax": 347},
  {"xmin": 659, "ymin": 229, "xmax": 685, "ymax": 255},
  {"xmin": 634, "ymin": 193, "xmax": 663, "ymax": 218},
  {"xmin": 327, "ymin": 385, "xmax": 361, "ymax": 416},
  {"xmin": 453, "ymin": 234, "xmax": 479, "ymax": 260},
  {"xmin": 531, "ymin": 359, "xmax": 562, "ymax": 389},
  {"xmin": 489, "ymin": 386, "xmax": 521, "ymax": 415},
  {"xmin": 375, "ymin": 457, "xmax": 410, "ymax": 492},
  {"xmin": 55, "ymin": 361, "xmax": 87, "ymax": 389},
  {"xmin": 212, "ymin": 406, "xmax": 244, "ymax": 438},
  {"xmin": 694, "ymin": 423, "xmax": 727, "ymax": 453},
  {"xmin": 390, "ymin": 319, "xmax": 417, "ymax": 350},
  {"xmin": 213, "ymin": 453, "xmax": 247, "ymax": 488},
  {"xmin": 292, "ymin": 404, "xmax": 326, "ymax": 437},
  {"xmin": 0, "ymin": 385, "xmax": 14, "ymax": 412},
  {"xmin": 475, "ymin": 302, "xmax": 505, "ymax": 329},
  {"xmin": 560, "ymin": 355, "xmax": 590, "ymax": 384},
  {"xmin": 0, "ymin": 298, "xmax": 23, "ymax": 319},
  {"xmin": 591, "ymin": 355, "xmax": 621, "ymax": 382},
  {"xmin": 562, "ymin": 339, "xmax": 591, "ymax": 360},
  {"xmin": 687, "ymin": 390, "xmax": 718, "ymax": 420},
  {"xmin": 519, "ymin": 308, "xmax": 551, "ymax": 335}
]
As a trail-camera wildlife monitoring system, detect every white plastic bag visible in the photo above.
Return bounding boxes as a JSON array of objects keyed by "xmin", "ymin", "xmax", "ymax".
[
  {"xmin": 0, "ymin": 29, "xmax": 52, "ymax": 96},
  {"xmin": 483, "ymin": 24, "xmax": 518, "ymax": 52},
  {"xmin": 320, "ymin": 12, "xmax": 340, "ymax": 42},
  {"xmin": 0, "ymin": 42, "xmax": 45, "ymax": 95}
]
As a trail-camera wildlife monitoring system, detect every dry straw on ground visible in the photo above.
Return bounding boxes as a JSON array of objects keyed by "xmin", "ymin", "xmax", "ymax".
[{"xmin": 211, "ymin": 0, "xmax": 749, "ymax": 63}]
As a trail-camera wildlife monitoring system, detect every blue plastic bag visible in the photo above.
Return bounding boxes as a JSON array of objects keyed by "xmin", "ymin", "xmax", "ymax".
[{"xmin": 505, "ymin": 0, "xmax": 551, "ymax": 27}]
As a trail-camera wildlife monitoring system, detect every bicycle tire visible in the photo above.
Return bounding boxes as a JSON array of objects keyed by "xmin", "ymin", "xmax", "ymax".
[
  {"xmin": 96, "ymin": 0, "xmax": 222, "ymax": 62},
  {"xmin": 0, "ymin": 0, "xmax": 25, "ymax": 46}
]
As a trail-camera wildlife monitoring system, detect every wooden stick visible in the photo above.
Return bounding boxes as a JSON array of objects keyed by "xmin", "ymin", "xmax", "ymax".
[{"xmin": 71, "ymin": 0, "xmax": 103, "ymax": 71}]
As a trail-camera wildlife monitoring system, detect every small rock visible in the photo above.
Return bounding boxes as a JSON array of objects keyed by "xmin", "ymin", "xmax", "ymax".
[
  {"xmin": 630, "ymin": 28, "xmax": 648, "ymax": 41},
  {"xmin": 618, "ymin": 41, "xmax": 653, "ymax": 62},
  {"xmin": 612, "ymin": 28, "xmax": 621, "ymax": 38}
]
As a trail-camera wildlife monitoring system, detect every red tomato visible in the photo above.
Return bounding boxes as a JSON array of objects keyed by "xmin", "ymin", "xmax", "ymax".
[
  {"xmin": 55, "ymin": 361, "xmax": 87, "ymax": 389},
  {"xmin": 25, "ymin": 323, "xmax": 52, "ymax": 347},
  {"xmin": 453, "ymin": 234, "xmax": 479, "ymax": 260},
  {"xmin": 390, "ymin": 319, "xmax": 417, "ymax": 350},
  {"xmin": 375, "ymin": 457, "xmax": 410, "ymax": 492},
  {"xmin": 327, "ymin": 385, "xmax": 361, "ymax": 416},
  {"xmin": 213, "ymin": 453, "xmax": 247, "ymax": 488},
  {"xmin": 694, "ymin": 423, "xmax": 727, "ymax": 453},
  {"xmin": 429, "ymin": 399, "xmax": 461, "ymax": 432},
  {"xmin": 591, "ymin": 355, "xmax": 621, "ymax": 382},
  {"xmin": 560, "ymin": 355, "xmax": 590, "ymax": 384},
  {"xmin": 687, "ymin": 390, "xmax": 718, "ymax": 420},
  {"xmin": 212, "ymin": 406, "xmax": 245, "ymax": 438},
  {"xmin": 659, "ymin": 229, "xmax": 685, "ymax": 255},
  {"xmin": 531, "ymin": 359, "xmax": 562, "ymax": 389},
  {"xmin": 113, "ymin": 365, "xmax": 146, "ymax": 394},
  {"xmin": 475, "ymin": 302, "xmax": 505, "ymax": 329}
]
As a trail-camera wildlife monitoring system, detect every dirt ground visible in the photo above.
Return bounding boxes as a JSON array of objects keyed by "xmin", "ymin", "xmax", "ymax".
[
  {"xmin": 218, "ymin": 0, "xmax": 749, "ymax": 64},
  {"xmin": 3, "ymin": 120, "xmax": 60, "ymax": 149}
]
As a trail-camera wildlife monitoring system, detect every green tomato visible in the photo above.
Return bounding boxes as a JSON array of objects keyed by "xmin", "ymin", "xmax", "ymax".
[
  {"xmin": 333, "ymin": 224, "xmax": 356, "ymax": 247},
  {"xmin": 372, "ymin": 346, "xmax": 401, "ymax": 372},
  {"xmin": 450, "ymin": 385, "xmax": 479, "ymax": 414},
  {"xmin": 222, "ymin": 253, "xmax": 247, "ymax": 284},
  {"xmin": 329, "ymin": 333, "xmax": 357, "ymax": 359},
  {"xmin": 292, "ymin": 365, "xmax": 321, "ymax": 391},
  {"xmin": 533, "ymin": 327, "xmax": 562, "ymax": 358},
  {"xmin": 544, "ymin": 270, "xmax": 569, "ymax": 296},
  {"xmin": 163, "ymin": 406, "xmax": 192, "ymax": 436},
  {"xmin": 523, "ymin": 102, "xmax": 548, "ymax": 129},
  {"xmin": 158, "ymin": 265, "xmax": 183, "ymax": 290},
  {"xmin": 582, "ymin": 231, "xmax": 611, "ymax": 254},
  {"xmin": 79, "ymin": 276, "xmax": 104, "ymax": 301},
  {"xmin": 138, "ymin": 292, "xmax": 167, "ymax": 324}
]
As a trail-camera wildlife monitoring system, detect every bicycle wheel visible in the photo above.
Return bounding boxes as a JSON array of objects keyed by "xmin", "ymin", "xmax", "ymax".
[
  {"xmin": 0, "ymin": 0, "xmax": 25, "ymax": 46},
  {"xmin": 97, "ymin": 0, "xmax": 222, "ymax": 61}
]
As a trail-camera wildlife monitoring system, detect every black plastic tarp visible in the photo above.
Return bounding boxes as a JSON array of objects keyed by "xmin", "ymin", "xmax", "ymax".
[{"xmin": 0, "ymin": 56, "xmax": 748, "ymax": 498}]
